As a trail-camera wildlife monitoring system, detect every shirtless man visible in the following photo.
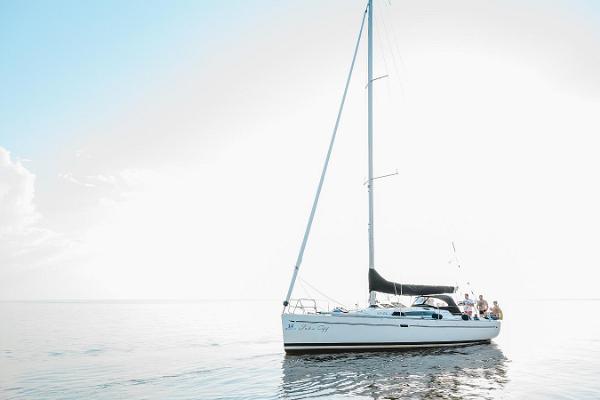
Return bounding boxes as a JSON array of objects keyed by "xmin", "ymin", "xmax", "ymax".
[
  {"xmin": 490, "ymin": 301, "xmax": 503, "ymax": 320},
  {"xmin": 477, "ymin": 295, "xmax": 489, "ymax": 317}
]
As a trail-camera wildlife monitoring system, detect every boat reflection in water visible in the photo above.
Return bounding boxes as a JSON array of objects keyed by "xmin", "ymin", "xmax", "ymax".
[{"xmin": 281, "ymin": 344, "xmax": 508, "ymax": 399}]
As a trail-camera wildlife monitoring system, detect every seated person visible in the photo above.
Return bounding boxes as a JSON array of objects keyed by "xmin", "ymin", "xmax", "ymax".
[
  {"xmin": 458, "ymin": 293, "xmax": 475, "ymax": 317},
  {"xmin": 490, "ymin": 301, "xmax": 503, "ymax": 320}
]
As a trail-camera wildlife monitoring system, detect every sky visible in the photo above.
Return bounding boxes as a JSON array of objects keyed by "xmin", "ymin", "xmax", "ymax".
[{"xmin": 1, "ymin": 0, "xmax": 599, "ymax": 303}]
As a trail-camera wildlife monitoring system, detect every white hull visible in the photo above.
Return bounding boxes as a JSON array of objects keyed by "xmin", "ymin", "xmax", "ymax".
[{"xmin": 282, "ymin": 313, "xmax": 501, "ymax": 353}]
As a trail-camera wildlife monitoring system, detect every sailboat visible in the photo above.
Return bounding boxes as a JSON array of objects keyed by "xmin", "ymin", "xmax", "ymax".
[{"xmin": 281, "ymin": 0, "xmax": 501, "ymax": 353}]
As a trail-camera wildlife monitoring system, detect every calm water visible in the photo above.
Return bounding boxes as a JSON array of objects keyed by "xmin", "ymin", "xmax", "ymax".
[{"xmin": 1, "ymin": 299, "xmax": 599, "ymax": 399}]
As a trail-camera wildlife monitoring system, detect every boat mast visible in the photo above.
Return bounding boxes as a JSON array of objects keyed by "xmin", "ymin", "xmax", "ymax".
[{"xmin": 367, "ymin": 0, "xmax": 376, "ymax": 306}]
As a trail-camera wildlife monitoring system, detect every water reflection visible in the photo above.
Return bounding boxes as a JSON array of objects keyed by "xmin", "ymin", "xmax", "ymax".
[{"xmin": 281, "ymin": 344, "xmax": 508, "ymax": 399}]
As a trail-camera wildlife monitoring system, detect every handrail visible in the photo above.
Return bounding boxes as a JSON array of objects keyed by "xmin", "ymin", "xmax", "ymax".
[{"xmin": 286, "ymin": 298, "xmax": 320, "ymax": 315}]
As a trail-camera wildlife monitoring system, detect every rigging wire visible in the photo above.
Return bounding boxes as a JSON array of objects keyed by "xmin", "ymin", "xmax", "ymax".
[
  {"xmin": 451, "ymin": 240, "xmax": 475, "ymax": 298},
  {"xmin": 299, "ymin": 277, "xmax": 348, "ymax": 309},
  {"xmin": 373, "ymin": 10, "xmax": 393, "ymax": 100},
  {"xmin": 382, "ymin": 1, "xmax": 408, "ymax": 72},
  {"xmin": 283, "ymin": 5, "xmax": 369, "ymax": 307},
  {"xmin": 377, "ymin": 3, "xmax": 405, "ymax": 97},
  {"xmin": 298, "ymin": 279, "xmax": 313, "ymax": 300}
]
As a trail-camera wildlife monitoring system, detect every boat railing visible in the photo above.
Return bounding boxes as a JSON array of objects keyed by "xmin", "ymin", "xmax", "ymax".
[{"xmin": 287, "ymin": 298, "xmax": 323, "ymax": 314}]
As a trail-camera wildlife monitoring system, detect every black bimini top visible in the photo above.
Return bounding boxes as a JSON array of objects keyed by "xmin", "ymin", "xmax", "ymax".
[{"xmin": 368, "ymin": 269, "xmax": 456, "ymax": 297}]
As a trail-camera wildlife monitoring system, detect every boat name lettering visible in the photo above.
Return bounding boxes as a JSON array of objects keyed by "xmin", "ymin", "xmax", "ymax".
[{"xmin": 293, "ymin": 323, "xmax": 329, "ymax": 333}]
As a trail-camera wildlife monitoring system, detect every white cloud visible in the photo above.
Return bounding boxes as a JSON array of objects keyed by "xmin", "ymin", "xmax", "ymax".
[
  {"xmin": 87, "ymin": 174, "xmax": 117, "ymax": 186},
  {"xmin": 0, "ymin": 147, "xmax": 76, "ymax": 298},
  {"xmin": 58, "ymin": 172, "xmax": 96, "ymax": 188},
  {"xmin": 0, "ymin": 147, "xmax": 39, "ymax": 233}
]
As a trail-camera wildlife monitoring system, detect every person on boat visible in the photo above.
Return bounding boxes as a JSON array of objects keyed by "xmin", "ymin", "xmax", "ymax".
[
  {"xmin": 458, "ymin": 293, "xmax": 475, "ymax": 317},
  {"xmin": 490, "ymin": 301, "xmax": 503, "ymax": 320},
  {"xmin": 477, "ymin": 295, "xmax": 489, "ymax": 317}
]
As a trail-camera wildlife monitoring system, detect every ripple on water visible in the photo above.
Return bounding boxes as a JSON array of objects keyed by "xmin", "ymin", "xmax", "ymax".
[{"xmin": 279, "ymin": 345, "xmax": 509, "ymax": 400}]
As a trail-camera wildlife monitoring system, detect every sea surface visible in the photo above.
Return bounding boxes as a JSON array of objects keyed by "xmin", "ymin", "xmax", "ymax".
[{"xmin": 1, "ymin": 299, "xmax": 599, "ymax": 399}]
